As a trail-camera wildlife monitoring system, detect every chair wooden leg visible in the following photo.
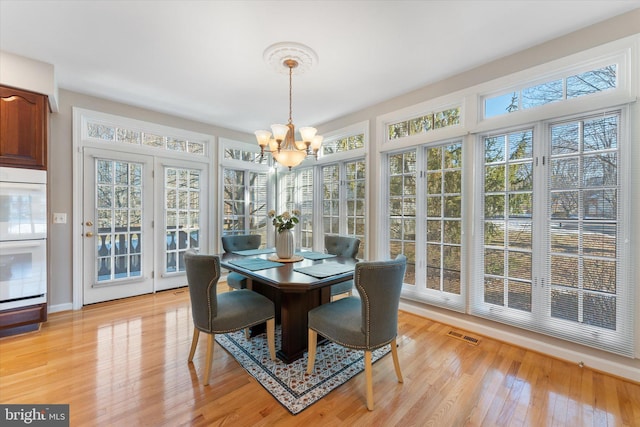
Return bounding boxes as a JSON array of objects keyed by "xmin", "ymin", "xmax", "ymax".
[
  {"xmin": 365, "ymin": 350, "xmax": 374, "ymax": 410},
  {"xmin": 203, "ymin": 333, "xmax": 215, "ymax": 386},
  {"xmin": 188, "ymin": 328, "xmax": 200, "ymax": 362},
  {"xmin": 244, "ymin": 328, "xmax": 250, "ymax": 340},
  {"xmin": 330, "ymin": 290, "xmax": 353, "ymax": 302},
  {"xmin": 266, "ymin": 318, "xmax": 276, "ymax": 361},
  {"xmin": 391, "ymin": 338, "xmax": 403, "ymax": 383},
  {"xmin": 306, "ymin": 329, "xmax": 317, "ymax": 374}
]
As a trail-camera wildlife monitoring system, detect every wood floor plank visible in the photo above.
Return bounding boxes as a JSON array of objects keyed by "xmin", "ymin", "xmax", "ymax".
[{"xmin": 0, "ymin": 288, "xmax": 638, "ymax": 426}]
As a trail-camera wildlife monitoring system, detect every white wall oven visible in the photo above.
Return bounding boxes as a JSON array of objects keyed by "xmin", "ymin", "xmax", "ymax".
[{"xmin": 0, "ymin": 167, "xmax": 47, "ymax": 311}]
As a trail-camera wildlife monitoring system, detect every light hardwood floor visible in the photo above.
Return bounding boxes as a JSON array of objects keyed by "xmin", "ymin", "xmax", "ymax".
[{"xmin": 1, "ymin": 286, "xmax": 639, "ymax": 426}]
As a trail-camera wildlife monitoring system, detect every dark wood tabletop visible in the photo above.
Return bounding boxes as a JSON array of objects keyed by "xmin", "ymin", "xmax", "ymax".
[{"xmin": 219, "ymin": 251, "xmax": 358, "ymax": 291}]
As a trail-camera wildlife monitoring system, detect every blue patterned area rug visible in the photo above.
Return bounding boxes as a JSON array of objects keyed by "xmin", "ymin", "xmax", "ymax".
[{"xmin": 215, "ymin": 328, "xmax": 390, "ymax": 414}]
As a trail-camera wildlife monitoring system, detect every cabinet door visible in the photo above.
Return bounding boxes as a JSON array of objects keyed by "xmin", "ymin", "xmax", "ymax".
[{"xmin": 0, "ymin": 86, "xmax": 48, "ymax": 170}]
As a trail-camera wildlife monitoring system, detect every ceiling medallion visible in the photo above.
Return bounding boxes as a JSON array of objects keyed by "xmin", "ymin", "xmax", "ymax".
[{"xmin": 263, "ymin": 42, "xmax": 319, "ymax": 75}]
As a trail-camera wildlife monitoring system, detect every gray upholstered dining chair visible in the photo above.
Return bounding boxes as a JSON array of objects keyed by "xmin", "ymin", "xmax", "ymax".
[
  {"xmin": 184, "ymin": 250, "xmax": 276, "ymax": 386},
  {"xmin": 306, "ymin": 254, "xmax": 406, "ymax": 410},
  {"xmin": 324, "ymin": 234, "xmax": 361, "ymax": 299},
  {"xmin": 221, "ymin": 234, "xmax": 261, "ymax": 291}
]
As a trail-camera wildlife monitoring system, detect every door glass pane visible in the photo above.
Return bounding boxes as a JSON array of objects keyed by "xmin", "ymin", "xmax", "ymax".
[
  {"xmin": 165, "ymin": 167, "xmax": 200, "ymax": 273},
  {"xmin": 95, "ymin": 159, "xmax": 143, "ymax": 282}
]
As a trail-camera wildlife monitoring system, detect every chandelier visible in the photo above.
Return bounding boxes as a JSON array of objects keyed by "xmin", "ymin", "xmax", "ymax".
[{"xmin": 255, "ymin": 43, "xmax": 323, "ymax": 170}]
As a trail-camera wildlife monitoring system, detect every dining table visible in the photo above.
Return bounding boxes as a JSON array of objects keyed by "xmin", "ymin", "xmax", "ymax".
[{"xmin": 219, "ymin": 249, "xmax": 358, "ymax": 363}]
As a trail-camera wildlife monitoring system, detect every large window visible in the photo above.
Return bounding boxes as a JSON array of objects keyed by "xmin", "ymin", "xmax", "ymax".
[
  {"xmin": 481, "ymin": 129, "xmax": 534, "ymax": 312},
  {"xmin": 388, "ymin": 151, "xmax": 417, "ymax": 284},
  {"xmin": 472, "ymin": 111, "xmax": 631, "ymax": 356},
  {"xmin": 278, "ymin": 167, "xmax": 314, "ymax": 249},
  {"xmin": 379, "ymin": 41, "xmax": 635, "ymax": 357},
  {"xmin": 222, "ymin": 168, "xmax": 269, "ymax": 243},
  {"xmin": 425, "ymin": 143, "xmax": 463, "ymax": 296},
  {"xmin": 321, "ymin": 159, "xmax": 366, "ymax": 257},
  {"xmin": 548, "ymin": 113, "xmax": 620, "ymax": 331},
  {"xmin": 387, "ymin": 142, "xmax": 464, "ymax": 310}
]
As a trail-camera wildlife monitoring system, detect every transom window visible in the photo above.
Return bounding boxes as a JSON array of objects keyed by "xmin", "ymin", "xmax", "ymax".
[
  {"xmin": 322, "ymin": 133, "xmax": 365, "ymax": 155},
  {"xmin": 85, "ymin": 121, "xmax": 206, "ymax": 155},
  {"xmin": 484, "ymin": 64, "xmax": 618, "ymax": 119},
  {"xmin": 388, "ymin": 106, "xmax": 461, "ymax": 140},
  {"xmin": 224, "ymin": 146, "xmax": 268, "ymax": 164}
]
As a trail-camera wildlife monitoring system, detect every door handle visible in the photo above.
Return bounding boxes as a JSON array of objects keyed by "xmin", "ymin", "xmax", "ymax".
[
  {"xmin": 86, "ymin": 221, "xmax": 93, "ymax": 226},
  {"xmin": 85, "ymin": 232, "xmax": 94, "ymax": 237}
]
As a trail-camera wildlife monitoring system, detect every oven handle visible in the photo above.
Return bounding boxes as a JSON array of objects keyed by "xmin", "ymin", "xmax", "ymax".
[
  {"xmin": 0, "ymin": 182, "xmax": 46, "ymax": 192},
  {"xmin": 0, "ymin": 240, "xmax": 45, "ymax": 248}
]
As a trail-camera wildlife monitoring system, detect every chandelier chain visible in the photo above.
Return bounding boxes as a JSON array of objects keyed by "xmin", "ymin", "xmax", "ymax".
[{"xmin": 288, "ymin": 64, "xmax": 293, "ymax": 125}]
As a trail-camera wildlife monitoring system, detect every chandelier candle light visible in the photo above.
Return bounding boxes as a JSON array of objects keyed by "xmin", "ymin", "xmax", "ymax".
[{"xmin": 255, "ymin": 43, "xmax": 323, "ymax": 170}]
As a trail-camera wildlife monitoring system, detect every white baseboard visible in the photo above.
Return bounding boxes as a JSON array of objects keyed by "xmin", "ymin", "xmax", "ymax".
[
  {"xmin": 48, "ymin": 303, "xmax": 73, "ymax": 313},
  {"xmin": 399, "ymin": 299, "xmax": 640, "ymax": 383}
]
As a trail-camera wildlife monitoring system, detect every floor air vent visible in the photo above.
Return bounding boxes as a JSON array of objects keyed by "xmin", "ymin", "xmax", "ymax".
[{"xmin": 447, "ymin": 330, "xmax": 480, "ymax": 345}]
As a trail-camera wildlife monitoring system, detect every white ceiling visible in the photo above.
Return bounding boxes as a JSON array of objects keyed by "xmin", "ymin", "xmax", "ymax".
[{"xmin": 1, "ymin": 1, "xmax": 639, "ymax": 135}]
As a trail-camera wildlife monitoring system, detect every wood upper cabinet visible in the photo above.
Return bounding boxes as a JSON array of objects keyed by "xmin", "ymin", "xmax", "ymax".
[{"xmin": 0, "ymin": 85, "xmax": 48, "ymax": 170}]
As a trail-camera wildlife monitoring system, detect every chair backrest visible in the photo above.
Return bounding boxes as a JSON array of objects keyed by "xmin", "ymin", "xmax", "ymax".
[
  {"xmin": 354, "ymin": 254, "xmax": 407, "ymax": 349},
  {"xmin": 324, "ymin": 235, "xmax": 360, "ymax": 258},
  {"xmin": 184, "ymin": 250, "xmax": 221, "ymax": 332},
  {"xmin": 221, "ymin": 234, "xmax": 261, "ymax": 252}
]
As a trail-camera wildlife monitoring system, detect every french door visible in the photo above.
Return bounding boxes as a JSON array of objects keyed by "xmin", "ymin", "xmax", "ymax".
[
  {"xmin": 82, "ymin": 148, "xmax": 154, "ymax": 304},
  {"xmin": 82, "ymin": 148, "xmax": 207, "ymax": 304}
]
